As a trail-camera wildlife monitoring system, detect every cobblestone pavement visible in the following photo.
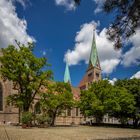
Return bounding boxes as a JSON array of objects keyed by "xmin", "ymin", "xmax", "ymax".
[{"xmin": 0, "ymin": 125, "xmax": 140, "ymax": 140}]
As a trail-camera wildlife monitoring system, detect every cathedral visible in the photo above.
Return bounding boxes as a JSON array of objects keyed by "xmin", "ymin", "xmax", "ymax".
[{"xmin": 0, "ymin": 29, "xmax": 105, "ymax": 125}]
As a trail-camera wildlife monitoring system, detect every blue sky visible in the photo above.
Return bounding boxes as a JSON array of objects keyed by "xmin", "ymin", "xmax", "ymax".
[{"xmin": 0, "ymin": 0, "xmax": 140, "ymax": 86}]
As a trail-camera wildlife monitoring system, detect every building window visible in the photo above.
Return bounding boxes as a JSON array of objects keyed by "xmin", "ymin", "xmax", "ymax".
[
  {"xmin": 0, "ymin": 83, "xmax": 3, "ymax": 111},
  {"xmin": 80, "ymin": 85, "xmax": 86, "ymax": 90},
  {"xmin": 76, "ymin": 107, "xmax": 79, "ymax": 116},
  {"xmin": 67, "ymin": 109, "xmax": 71, "ymax": 116},
  {"xmin": 88, "ymin": 73, "xmax": 92, "ymax": 77},
  {"xmin": 96, "ymin": 73, "xmax": 99, "ymax": 79}
]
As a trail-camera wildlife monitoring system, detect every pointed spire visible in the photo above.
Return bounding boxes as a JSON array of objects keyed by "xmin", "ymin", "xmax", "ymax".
[
  {"xmin": 88, "ymin": 27, "xmax": 99, "ymax": 68},
  {"xmin": 64, "ymin": 61, "xmax": 71, "ymax": 84}
]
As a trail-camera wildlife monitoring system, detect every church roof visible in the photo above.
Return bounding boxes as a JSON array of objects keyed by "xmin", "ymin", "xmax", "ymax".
[
  {"xmin": 71, "ymin": 86, "xmax": 80, "ymax": 100},
  {"xmin": 88, "ymin": 29, "xmax": 99, "ymax": 68},
  {"xmin": 78, "ymin": 74, "xmax": 88, "ymax": 88},
  {"xmin": 64, "ymin": 62, "xmax": 71, "ymax": 84}
]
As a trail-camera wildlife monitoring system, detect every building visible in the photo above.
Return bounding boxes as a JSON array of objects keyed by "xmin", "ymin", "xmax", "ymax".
[
  {"xmin": 0, "ymin": 79, "xmax": 19, "ymax": 124},
  {"xmin": 0, "ymin": 28, "xmax": 118, "ymax": 125},
  {"xmin": 55, "ymin": 28, "xmax": 102, "ymax": 125},
  {"xmin": 79, "ymin": 28, "xmax": 101, "ymax": 90}
]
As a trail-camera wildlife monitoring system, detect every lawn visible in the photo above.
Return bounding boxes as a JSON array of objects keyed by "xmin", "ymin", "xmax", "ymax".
[{"xmin": 0, "ymin": 125, "xmax": 140, "ymax": 140}]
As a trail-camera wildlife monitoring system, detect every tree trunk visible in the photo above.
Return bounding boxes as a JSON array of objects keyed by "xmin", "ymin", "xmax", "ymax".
[
  {"xmin": 23, "ymin": 104, "xmax": 30, "ymax": 112},
  {"xmin": 133, "ymin": 118, "xmax": 139, "ymax": 128},
  {"xmin": 50, "ymin": 111, "xmax": 57, "ymax": 126},
  {"xmin": 95, "ymin": 115, "xmax": 103, "ymax": 124}
]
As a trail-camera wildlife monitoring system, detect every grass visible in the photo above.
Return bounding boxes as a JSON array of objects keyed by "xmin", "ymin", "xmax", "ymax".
[{"xmin": 0, "ymin": 125, "xmax": 140, "ymax": 140}]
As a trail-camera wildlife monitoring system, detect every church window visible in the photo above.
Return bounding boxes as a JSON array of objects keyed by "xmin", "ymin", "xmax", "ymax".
[
  {"xmin": 80, "ymin": 85, "xmax": 86, "ymax": 90},
  {"xmin": 0, "ymin": 83, "xmax": 3, "ymax": 111},
  {"xmin": 88, "ymin": 73, "xmax": 92, "ymax": 77},
  {"xmin": 96, "ymin": 73, "xmax": 99, "ymax": 79}
]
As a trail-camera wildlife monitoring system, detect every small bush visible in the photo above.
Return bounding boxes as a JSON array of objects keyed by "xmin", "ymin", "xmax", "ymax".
[
  {"xmin": 36, "ymin": 114, "xmax": 51, "ymax": 125},
  {"xmin": 21, "ymin": 112, "xmax": 33, "ymax": 125}
]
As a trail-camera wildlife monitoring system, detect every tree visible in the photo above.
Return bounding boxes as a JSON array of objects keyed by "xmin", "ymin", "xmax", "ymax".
[
  {"xmin": 79, "ymin": 80, "xmax": 135, "ymax": 124},
  {"xmin": 0, "ymin": 43, "xmax": 53, "ymax": 113},
  {"xmin": 39, "ymin": 82, "xmax": 74, "ymax": 126},
  {"xmin": 79, "ymin": 80, "xmax": 115, "ymax": 123},
  {"xmin": 115, "ymin": 79, "xmax": 140, "ymax": 127},
  {"xmin": 74, "ymin": 0, "xmax": 80, "ymax": 5},
  {"xmin": 103, "ymin": 0, "xmax": 140, "ymax": 49},
  {"xmin": 74, "ymin": 0, "xmax": 140, "ymax": 49},
  {"xmin": 79, "ymin": 90, "xmax": 95, "ymax": 119},
  {"xmin": 89, "ymin": 80, "xmax": 116, "ymax": 123},
  {"xmin": 110, "ymin": 87, "xmax": 135, "ymax": 125}
]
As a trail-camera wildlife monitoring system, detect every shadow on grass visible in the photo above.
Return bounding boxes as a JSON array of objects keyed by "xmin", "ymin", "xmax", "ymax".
[
  {"xmin": 86, "ymin": 123, "xmax": 140, "ymax": 129},
  {"xmin": 92, "ymin": 137, "xmax": 140, "ymax": 140}
]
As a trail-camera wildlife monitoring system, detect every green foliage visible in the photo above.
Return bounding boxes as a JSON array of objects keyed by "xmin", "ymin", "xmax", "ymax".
[
  {"xmin": 90, "ymin": 80, "xmax": 115, "ymax": 123},
  {"xmin": 79, "ymin": 80, "xmax": 135, "ymax": 124},
  {"xmin": 103, "ymin": 0, "xmax": 140, "ymax": 49},
  {"xmin": 39, "ymin": 82, "xmax": 74, "ymax": 126},
  {"xmin": 36, "ymin": 114, "xmax": 51, "ymax": 125},
  {"xmin": 115, "ymin": 79, "xmax": 140, "ymax": 126},
  {"xmin": 79, "ymin": 90, "xmax": 95, "ymax": 117},
  {"xmin": 79, "ymin": 80, "xmax": 115, "ymax": 123},
  {"xmin": 21, "ymin": 112, "xmax": 33, "ymax": 125},
  {"xmin": 111, "ymin": 87, "xmax": 135, "ymax": 124},
  {"xmin": 0, "ymin": 43, "xmax": 53, "ymax": 112}
]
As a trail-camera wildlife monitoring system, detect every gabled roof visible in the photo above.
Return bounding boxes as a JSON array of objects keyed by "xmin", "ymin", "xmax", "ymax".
[
  {"xmin": 78, "ymin": 74, "xmax": 88, "ymax": 88},
  {"xmin": 71, "ymin": 86, "xmax": 80, "ymax": 100},
  {"xmin": 64, "ymin": 62, "xmax": 71, "ymax": 84}
]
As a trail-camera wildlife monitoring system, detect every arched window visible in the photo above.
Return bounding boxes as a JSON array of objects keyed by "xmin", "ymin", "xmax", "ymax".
[
  {"xmin": 34, "ymin": 102, "xmax": 41, "ymax": 114},
  {"xmin": 0, "ymin": 83, "xmax": 3, "ymax": 111}
]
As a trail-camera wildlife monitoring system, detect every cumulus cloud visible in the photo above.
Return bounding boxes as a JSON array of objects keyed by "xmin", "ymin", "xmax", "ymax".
[
  {"xmin": 64, "ymin": 21, "xmax": 121, "ymax": 74},
  {"xmin": 0, "ymin": 0, "xmax": 34, "ymax": 48},
  {"xmin": 107, "ymin": 78, "xmax": 117, "ymax": 85},
  {"xmin": 122, "ymin": 29, "xmax": 140, "ymax": 67},
  {"xmin": 130, "ymin": 71, "xmax": 140, "ymax": 79},
  {"xmin": 54, "ymin": 0, "xmax": 76, "ymax": 10},
  {"xmin": 93, "ymin": 0, "xmax": 105, "ymax": 14}
]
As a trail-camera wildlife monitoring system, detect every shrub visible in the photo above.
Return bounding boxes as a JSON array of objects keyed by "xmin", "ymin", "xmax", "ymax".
[
  {"xmin": 21, "ymin": 112, "xmax": 33, "ymax": 125},
  {"xmin": 36, "ymin": 114, "xmax": 51, "ymax": 125}
]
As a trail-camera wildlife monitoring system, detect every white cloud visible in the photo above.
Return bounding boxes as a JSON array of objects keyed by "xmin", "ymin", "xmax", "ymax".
[
  {"xmin": 0, "ymin": 0, "xmax": 34, "ymax": 48},
  {"xmin": 64, "ymin": 21, "xmax": 121, "ymax": 74},
  {"xmin": 93, "ymin": 0, "xmax": 105, "ymax": 14},
  {"xmin": 108, "ymin": 78, "xmax": 117, "ymax": 85},
  {"xmin": 122, "ymin": 29, "xmax": 140, "ymax": 67},
  {"xmin": 55, "ymin": 0, "xmax": 75, "ymax": 10},
  {"xmin": 130, "ymin": 71, "xmax": 140, "ymax": 79}
]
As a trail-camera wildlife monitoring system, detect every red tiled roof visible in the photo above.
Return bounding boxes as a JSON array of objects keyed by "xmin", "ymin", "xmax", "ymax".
[{"xmin": 78, "ymin": 74, "xmax": 88, "ymax": 88}]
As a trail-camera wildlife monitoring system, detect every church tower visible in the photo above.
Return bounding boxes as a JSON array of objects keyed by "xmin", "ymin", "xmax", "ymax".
[
  {"xmin": 64, "ymin": 62, "xmax": 71, "ymax": 84},
  {"xmin": 78, "ymin": 28, "xmax": 101, "ymax": 90}
]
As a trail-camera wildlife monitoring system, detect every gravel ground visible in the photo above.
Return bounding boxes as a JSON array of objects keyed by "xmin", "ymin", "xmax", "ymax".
[{"xmin": 0, "ymin": 125, "xmax": 140, "ymax": 140}]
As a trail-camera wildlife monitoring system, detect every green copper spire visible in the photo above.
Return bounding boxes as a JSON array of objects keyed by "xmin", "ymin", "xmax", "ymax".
[
  {"xmin": 89, "ymin": 29, "xmax": 98, "ymax": 67},
  {"xmin": 64, "ymin": 62, "xmax": 71, "ymax": 84}
]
